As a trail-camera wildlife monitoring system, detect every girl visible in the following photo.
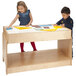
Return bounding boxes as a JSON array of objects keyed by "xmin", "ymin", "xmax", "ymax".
[{"xmin": 8, "ymin": 1, "xmax": 37, "ymax": 52}]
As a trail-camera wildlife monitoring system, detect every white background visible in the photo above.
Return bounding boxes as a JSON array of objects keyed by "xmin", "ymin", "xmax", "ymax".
[{"xmin": 0, "ymin": 0, "xmax": 76, "ymax": 76}]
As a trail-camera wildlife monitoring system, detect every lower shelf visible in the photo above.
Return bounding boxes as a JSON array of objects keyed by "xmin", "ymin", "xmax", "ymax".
[{"xmin": 7, "ymin": 49, "xmax": 71, "ymax": 74}]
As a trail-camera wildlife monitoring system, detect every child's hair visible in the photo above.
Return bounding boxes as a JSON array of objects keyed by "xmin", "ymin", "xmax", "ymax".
[
  {"xmin": 61, "ymin": 7, "xmax": 70, "ymax": 14},
  {"xmin": 17, "ymin": 1, "xmax": 28, "ymax": 13}
]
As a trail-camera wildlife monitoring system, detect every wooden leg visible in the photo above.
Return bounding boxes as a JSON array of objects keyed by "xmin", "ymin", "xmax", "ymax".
[
  {"xmin": 2, "ymin": 32, "xmax": 4, "ymax": 62},
  {"xmin": 58, "ymin": 39, "xmax": 72, "ymax": 65},
  {"xmin": 3, "ymin": 33, "xmax": 8, "ymax": 74}
]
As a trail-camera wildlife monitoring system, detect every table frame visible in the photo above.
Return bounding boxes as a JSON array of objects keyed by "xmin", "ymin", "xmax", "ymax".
[{"xmin": 3, "ymin": 26, "xmax": 72, "ymax": 74}]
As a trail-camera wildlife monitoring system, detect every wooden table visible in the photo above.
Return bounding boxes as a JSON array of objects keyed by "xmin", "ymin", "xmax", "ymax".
[{"xmin": 3, "ymin": 26, "xmax": 72, "ymax": 74}]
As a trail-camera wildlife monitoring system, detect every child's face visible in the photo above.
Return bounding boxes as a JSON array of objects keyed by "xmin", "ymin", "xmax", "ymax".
[
  {"xmin": 62, "ymin": 13, "xmax": 70, "ymax": 19},
  {"xmin": 18, "ymin": 6, "xmax": 26, "ymax": 13}
]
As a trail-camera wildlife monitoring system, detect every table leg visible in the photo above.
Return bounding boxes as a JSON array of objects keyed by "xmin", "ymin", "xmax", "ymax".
[
  {"xmin": 2, "ymin": 32, "xmax": 4, "ymax": 62},
  {"xmin": 58, "ymin": 39, "xmax": 72, "ymax": 65},
  {"xmin": 3, "ymin": 32, "xmax": 8, "ymax": 74}
]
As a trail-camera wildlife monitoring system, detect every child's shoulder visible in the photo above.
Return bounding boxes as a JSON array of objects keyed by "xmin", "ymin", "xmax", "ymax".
[
  {"xmin": 27, "ymin": 9, "xmax": 30, "ymax": 13},
  {"xmin": 68, "ymin": 17, "xmax": 73, "ymax": 24},
  {"xmin": 69, "ymin": 17, "xmax": 73, "ymax": 21}
]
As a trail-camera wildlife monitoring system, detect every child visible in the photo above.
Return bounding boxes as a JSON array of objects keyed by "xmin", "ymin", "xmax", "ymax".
[
  {"xmin": 8, "ymin": 1, "xmax": 37, "ymax": 52},
  {"xmin": 54, "ymin": 7, "xmax": 73, "ymax": 58}
]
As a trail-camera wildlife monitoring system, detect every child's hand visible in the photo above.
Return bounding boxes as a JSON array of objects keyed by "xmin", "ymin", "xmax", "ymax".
[
  {"xmin": 53, "ymin": 24, "xmax": 58, "ymax": 26},
  {"xmin": 25, "ymin": 24, "xmax": 31, "ymax": 27},
  {"xmin": 6, "ymin": 26, "xmax": 12, "ymax": 30},
  {"xmin": 25, "ymin": 24, "xmax": 30, "ymax": 27},
  {"xmin": 7, "ymin": 26, "xmax": 11, "ymax": 28},
  {"xmin": 61, "ymin": 24, "xmax": 65, "ymax": 27}
]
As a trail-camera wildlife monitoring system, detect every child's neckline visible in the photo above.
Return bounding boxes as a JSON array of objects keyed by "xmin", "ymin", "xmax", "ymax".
[
  {"xmin": 20, "ymin": 10, "xmax": 28, "ymax": 14},
  {"xmin": 63, "ymin": 16, "xmax": 70, "ymax": 20}
]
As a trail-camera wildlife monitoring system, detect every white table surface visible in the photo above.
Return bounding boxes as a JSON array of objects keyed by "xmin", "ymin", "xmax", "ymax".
[{"xmin": 6, "ymin": 25, "xmax": 69, "ymax": 34}]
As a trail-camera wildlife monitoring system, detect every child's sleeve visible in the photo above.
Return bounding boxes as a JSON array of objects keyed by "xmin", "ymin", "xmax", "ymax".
[
  {"xmin": 56, "ymin": 19, "xmax": 63, "ymax": 25},
  {"xmin": 28, "ymin": 10, "xmax": 30, "ymax": 14}
]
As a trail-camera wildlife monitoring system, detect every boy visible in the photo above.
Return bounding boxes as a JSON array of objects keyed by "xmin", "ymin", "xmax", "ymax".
[{"xmin": 54, "ymin": 7, "xmax": 73, "ymax": 58}]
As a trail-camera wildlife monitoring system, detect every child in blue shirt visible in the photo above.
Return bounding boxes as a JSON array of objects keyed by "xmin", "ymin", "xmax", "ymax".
[
  {"xmin": 8, "ymin": 1, "xmax": 37, "ymax": 52},
  {"xmin": 54, "ymin": 7, "xmax": 73, "ymax": 58}
]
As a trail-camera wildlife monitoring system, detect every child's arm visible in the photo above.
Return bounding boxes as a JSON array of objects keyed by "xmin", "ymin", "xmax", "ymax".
[
  {"xmin": 56, "ymin": 19, "xmax": 63, "ymax": 25},
  {"xmin": 8, "ymin": 14, "xmax": 19, "ymax": 28},
  {"xmin": 26, "ymin": 12, "xmax": 33, "ymax": 26},
  {"xmin": 53, "ymin": 19, "xmax": 63, "ymax": 26}
]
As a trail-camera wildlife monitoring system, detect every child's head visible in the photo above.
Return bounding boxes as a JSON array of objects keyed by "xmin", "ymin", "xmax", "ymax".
[
  {"xmin": 17, "ymin": 1, "xmax": 28, "ymax": 13},
  {"xmin": 61, "ymin": 7, "xmax": 70, "ymax": 19}
]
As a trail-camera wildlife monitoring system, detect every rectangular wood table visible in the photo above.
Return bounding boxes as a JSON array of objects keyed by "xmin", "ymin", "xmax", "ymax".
[{"xmin": 3, "ymin": 25, "xmax": 72, "ymax": 74}]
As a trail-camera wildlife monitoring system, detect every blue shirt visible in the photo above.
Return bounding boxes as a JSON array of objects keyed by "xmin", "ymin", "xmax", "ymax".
[
  {"xmin": 18, "ymin": 10, "xmax": 30, "ymax": 25},
  {"xmin": 56, "ymin": 16, "xmax": 73, "ymax": 30}
]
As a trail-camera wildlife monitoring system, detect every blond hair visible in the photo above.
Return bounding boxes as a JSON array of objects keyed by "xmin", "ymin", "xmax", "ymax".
[{"xmin": 17, "ymin": 1, "xmax": 28, "ymax": 13}]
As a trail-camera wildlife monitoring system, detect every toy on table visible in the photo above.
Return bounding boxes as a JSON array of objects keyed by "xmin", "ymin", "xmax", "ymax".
[
  {"xmin": 40, "ymin": 28, "xmax": 57, "ymax": 32},
  {"xmin": 32, "ymin": 25, "xmax": 41, "ymax": 28},
  {"xmin": 32, "ymin": 25, "xmax": 52, "ymax": 31},
  {"xmin": 14, "ymin": 26, "xmax": 32, "ymax": 30},
  {"xmin": 6, "ymin": 27, "xmax": 12, "ymax": 30},
  {"xmin": 39, "ymin": 24, "xmax": 52, "ymax": 27},
  {"xmin": 32, "ymin": 25, "xmax": 43, "ymax": 30},
  {"xmin": 40, "ymin": 25, "xmax": 62, "ymax": 32},
  {"xmin": 43, "ymin": 27, "xmax": 50, "ymax": 29},
  {"xmin": 54, "ymin": 26, "xmax": 62, "ymax": 29}
]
